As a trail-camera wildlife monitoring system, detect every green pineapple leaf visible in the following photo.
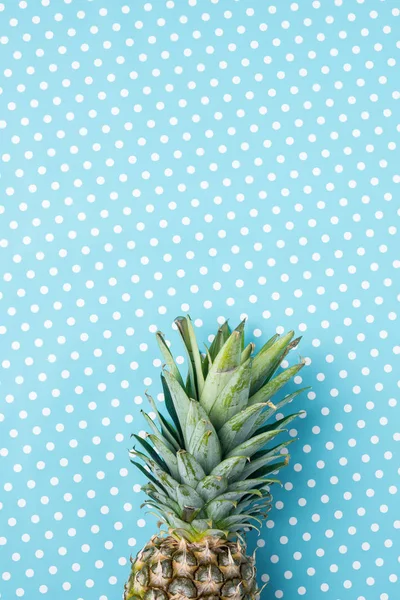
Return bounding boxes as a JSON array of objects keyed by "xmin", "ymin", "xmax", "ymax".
[
  {"xmin": 201, "ymin": 344, "xmax": 214, "ymax": 378},
  {"xmin": 233, "ymin": 497, "xmax": 271, "ymax": 515},
  {"xmin": 234, "ymin": 318, "xmax": 247, "ymax": 351},
  {"xmin": 181, "ymin": 506, "xmax": 202, "ymax": 523},
  {"xmin": 263, "ymin": 335, "xmax": 303, "ymax": 386},
  {"xmin": 208, "ymin": 491, "xmax": 262, "ymax": 509},
  {"xmin": 163, "ymin": 511, "xmax": 198, "ymax": 536},
  {"xmin": 176, "ymin": 484, "xmax": 204, "ymax": 510},
  {"xmin": 156, "ymin": 331, "xmax": 185, "ymax": 388},
  {"xmin": 253, "ymin": 387, "xmax": 310, "ymax": 431},
  {"xmin": 142, "ymin": 500, "xmax": 181, "ymax": 521},
  {"xmin": 209, "ymin": 320, "xmax": 231, "ymax": 361},
  {"xmin": 196, "ymin": 475, "xmax": 228, "ymax": 502},
  {"xmin": 205, "ymin": 498, "xmax": 237, "ymax": 521},
  {"xmin": 151, "ymin": 463, "xmax": 181, "ymax": 501},
  {"xmin": 148, "ymin": 434, "xmax": 180, "ymax": 481},
  {"xmin": 141, "ymin": 410, "xmax": 178, "ymax": 453},
  {"xmin": 200, "ymin": 329, "xmax": 243, "ymax": 414},
  {"xmin": 248, "ymin": 333, "xmax": 279, "ymax": 389},
  {"xmin": 217, "ymin": 514, "xmax": 263, "ymax": 530},
  {"xmin": 250, "ymin": 332, "xmax": 293, "ymax": 395},
  {"xmin": 248, "ymin": 361, "xmax": 306, "ymax": 406},
  {"xmin": 250, "ymin": 460, "xmax": 289, "ymax": 480},
  {"xmin": 160, "ymin": 375, "xmax": 184, "ymax": 446},
  {"xmin": 177, "ymin": 450, "xmax": 206, "ymax": 488},
  {"xmin": 142, "ymin": 484, "xmax": 181, "ymax": 514},
  {"xmin": 218, "ymin": 402, "xmax": 269, "ymax": 453},
  {"xmin": 228, "ymin": 522, "xmax": 261, "ymax": 534},
  {"xmin": 254, "ymin": 411, "xmax": 304, "ymax": 436},
  {"xmin": 175, "ymin": 315, "xmax": 205, "ymax": 399},
  {"xmin": 132, "ymin": 434, "xmax": 169, "ymax": 472},
  {"xmin": 227, "ymin": 478, "xmax": 269, "ymax": 492},
  {"xmin": 208, "ymin": 358, "xmax": 253, "ymax": 430},
  {"xmin": 241, "ymin": 454, "xmax": 290, "ymax": 480},
  {"xmin": 188, "ymin": 424, "xmax": 222, "ymax": 473},
  {"xmin": 210, "ymin": 456, "xmax": 248, "ymax": 481},
  {"xmin": 225, "ymin": 429, "xmax": 285, "ymax": 459},
  {"xmin": 129, "ymin": 460, "xmax": 167, "ymax": 495},
  {"xmin": 185, "ymin": 399, "xmax": 211, "ymax": 447},
  {"xmin": 241, "ymin": 342, "xmax": 255, "ymax": 364},
  {"xmin": 162, "ymin": 369, "xmax": 192, "ymax": 436}
]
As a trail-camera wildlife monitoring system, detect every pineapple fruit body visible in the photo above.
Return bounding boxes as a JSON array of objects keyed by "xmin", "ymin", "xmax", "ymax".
[
  {"xmin": 125, "ymin": 535, "xmax": 256, "ymax": 600},
  {"xmin": 124, "ymin": 316, "xmax": 308, "ymax": 599}
]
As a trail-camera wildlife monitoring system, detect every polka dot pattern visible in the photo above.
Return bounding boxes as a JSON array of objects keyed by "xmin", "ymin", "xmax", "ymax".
[{"xmin": 0, "ymin": 1, "xmax": 399, "ymax": 599}]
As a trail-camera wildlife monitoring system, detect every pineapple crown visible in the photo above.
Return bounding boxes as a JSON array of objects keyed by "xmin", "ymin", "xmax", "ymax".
[{"xmin": 130, "ymin": 315, "xmax": 308, "ymax": 542}]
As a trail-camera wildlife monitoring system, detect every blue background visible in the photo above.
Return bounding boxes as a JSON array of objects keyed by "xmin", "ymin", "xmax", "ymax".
[{"xmin": 0, "ymin": 1, "xmax": 399, "ymax": 599}]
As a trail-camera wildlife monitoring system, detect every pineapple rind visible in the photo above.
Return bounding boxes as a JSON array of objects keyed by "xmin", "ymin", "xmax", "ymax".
[{"xmin": 124, "ymin": 535, "xmax": 258, "ymax": 600}]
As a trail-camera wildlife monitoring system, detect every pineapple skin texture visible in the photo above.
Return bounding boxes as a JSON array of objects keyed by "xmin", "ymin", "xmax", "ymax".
[{"xmin": 124, "ymin": 535, "xmax": 258, "ymax": 600}]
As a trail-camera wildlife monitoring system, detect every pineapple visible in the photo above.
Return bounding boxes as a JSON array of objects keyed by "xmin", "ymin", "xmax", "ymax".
[{"xmin": 124, "ymin": 316, "xmax": 307, "ymax": 600}]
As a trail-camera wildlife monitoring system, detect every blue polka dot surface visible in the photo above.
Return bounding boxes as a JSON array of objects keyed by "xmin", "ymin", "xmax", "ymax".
[{"xmin": 0, "ymin": 1, "xmax": 399, "ymax": 599}]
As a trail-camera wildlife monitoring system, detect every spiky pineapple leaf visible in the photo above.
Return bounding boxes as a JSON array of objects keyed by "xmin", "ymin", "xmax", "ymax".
[
  {"xmin": 163, "ymin": 511, "xmax": 198, "ymax": 536},
  {"xmin": 218, "ymin": 402, "xmax": 268, "ymax": 453},
  {"xmin": 202, "ymin": 321, "xmax": 231, "ymax": 378},
  {"xmin": 201, "ymin": 344, "xmax": 213, "ymax": 378},
  {"xmin": 225, "ymin": 522, "xmax": 261, "ymax": 535},
  {"xmin": 151, "ymin": 463, "xmax": 181, "ymax": 500},
  {"xmin": 142, "ymin": 499, "xmax": 180, "ymax": 520},
  {"xmin": 177, "ymin": 450, "xmax": 206, "ymax": 488},
  {"xmin": 160, "ymin": 375, "xmax": 184, "ymax": 445},
  {"xmin": 218, "ymin": 514, "xmax": 262, "ymax": 530},
  {"xmin": 254, "ymin": 411, "xmax": 304, "ymax": 436},
  {"xmin": 253, "ymin": 387, "xmax": 310, "ymax": 431},
  {"xmin": 175, "ymin": 315, "xmax": 205, "ymax": 399},
  {"xmin": 264, "ymin": 336, "xmax": 302, "ymax": 385},
  {"xmin": 241, "ymin": 454, "xmax": 290, "ymax": 480},
  {"xmin": 181, "ymin": 506, "xmax": 202, "ymax": 523},
  {"xmin": 241, "ymin": 342, "xmax": 254, "ymax": 364},
  {"xmin": 248, "ymin": 361, "xmax": 306, "ymax": 406},
  {"xmin": 209, "ymin": 490, "xmax": 262, "ymax": 509},
  {"xmin": 131, "ymin": 448, "xmax": 180, "ymax": 500},
  {"xmin": 205, "ymin": 498, "xmax": 237, "ymax": 521},
  {"xmin": 233, "ymin": 496, "xmax": 271, "ymax": 515},
  {"xmin": 145, "ymin": 392, "xmax": 181, "ymax": 450},
  {"xmin": 132, "ymin": 434, "xmax": 169, "ymax": 472},
  {"xmin": 225, "ymin": 428, "xmax": 285, "ymax": 459},
  {"xmin": 248, "ymin": 333, "xmax": 279, "ymax": 390},
  {"xmin": 234, "ymin": 318, "xmax": 246, "ymax": 351},
  {"xmin": 185, "ymin": 399, "xmax": 210, "ymax": 447},
  {"xmin": 148, "ymin": 434, "xmax": 180, "ymax": 481},
  {"xmin": 198, "ymin": 528, "xmax": 230, "ymax": 539},
  {"xmin": 129, "ymin": 460, "xmax": 167, "ymax": 495},
  {"xmin": 185, "ymin": 370, "xmax": 196, "ymax": 401},
  {"xmin": 162, "ymin": 370, "xmax": 192, "ymax": 437},
  {"xmin": 196, "ymin": 475, "xmax": 228, "ymax": 502},
  {"xmin": 200, "ymin": 329, "xmax": 243, "ymax": 414},
  {"xmin": 250, "ymin": 459, "xmax": 288, "ymax": 480},
  {"xmin": 189, "ymin": 426, "xmax": 222, "ymax": 473},
  {"xmin": 209, "ymin": 321, "xmax": 231, "ymax": 359},
  {"xmin": 156, "ymin": 331, "xmax": 185, "ymax": 388},
  {"xmin": 141, "ymin": 410, "xmax": 160, "ymax": 437},
  {"xmin": 250, "ymin": 331, "xmax": 294, "ymax": 395},
  {"xmin": 176, "ymin": 484, "xmax": 204, "ymax": 510},
  {"xmin": 142, "ymin": 484, "xmax": 181, "ymax": 514},
  {"xmin": 210, "ymin": 456, "xmax": 248, "ymax": 481},
  {"xmin": 208, "ymin": 358, "xmax": 253, "ymax": 431},
  {"xmin": 141, "ymin": 411, "xmax": 177, "ymax": 453},
  {"xmin": 227, "ymin": 478, "xmax": 269, "ymax": 492}
]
